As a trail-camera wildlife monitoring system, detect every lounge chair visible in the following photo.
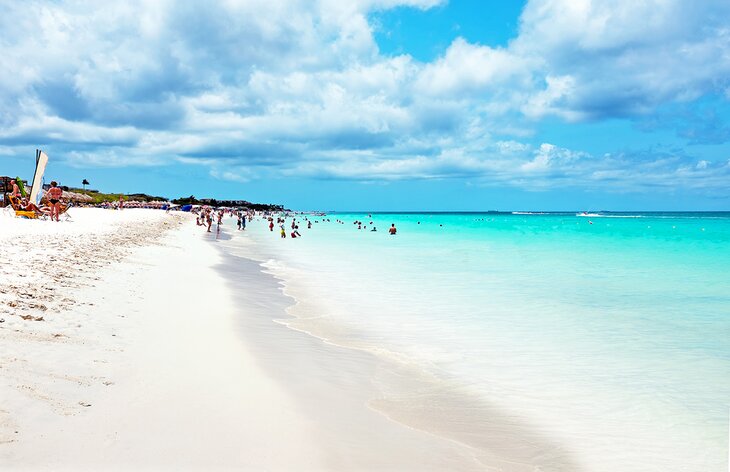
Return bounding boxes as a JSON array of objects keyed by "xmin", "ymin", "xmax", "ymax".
[
  {"xmin": 38, "ymin": 196, "xmax": 74, "ymax": 221},
  {"xmin": 7, "ymin": 195, "xmax": 41, "ymax": 219},
  {"xmin": 57, "ymin": 201, "xmax": 73, "ymax": 221}
]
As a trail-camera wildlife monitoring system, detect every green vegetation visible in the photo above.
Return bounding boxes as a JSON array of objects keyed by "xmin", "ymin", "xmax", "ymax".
[
  {"xmin": 58, "ymin": 187, "xmax": 283, "ymax": 210},
  {"xmin": 170, "ymin": 195, "xmax": 285, "ymax": 211},
  {"xmin": 68, "ymin": 188, "xmax": 168, "ymax": 204}
]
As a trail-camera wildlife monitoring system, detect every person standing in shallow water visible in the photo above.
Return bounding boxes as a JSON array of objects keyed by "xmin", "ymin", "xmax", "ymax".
[{"xmin": 389, "ymin": 223, "xmax": 397, "ymax": 235}]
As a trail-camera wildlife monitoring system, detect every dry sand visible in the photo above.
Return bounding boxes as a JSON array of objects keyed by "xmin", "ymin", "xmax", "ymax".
[{"xmin": 0, "ymin": 209, "xmax": 325, "ymax": 471}]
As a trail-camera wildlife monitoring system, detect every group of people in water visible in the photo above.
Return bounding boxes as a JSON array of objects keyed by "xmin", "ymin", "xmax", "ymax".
[
  {"xmin": 267, "ymin": 216, "xmax": 307, "ymax": 238},
  {"xmin": 190, "ymin": 207, "xmax": 400, "ymax": 240},
  {"xmin": 263, "ymin": 214, "xmax": 397, "ymax": 238},
  {"xmin": 194, "ymin": 207, "xmax": 250, "ymax": 235}
]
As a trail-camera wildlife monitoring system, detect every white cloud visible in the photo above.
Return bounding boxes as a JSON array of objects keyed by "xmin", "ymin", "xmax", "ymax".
[
  {"xmin": 415, "ymin": 38, "xmax": 533, "ymax": 96},
  {"xmin": 0, "ymin": 0, "xmax": 728, "ymax": 197}
]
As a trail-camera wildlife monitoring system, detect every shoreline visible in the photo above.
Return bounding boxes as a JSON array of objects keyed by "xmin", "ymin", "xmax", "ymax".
[
  {"xmin": 212, "ymin": 241, "xmax": 488, "ymax": 471},
  {"xmin": 1, "ymin": 209, "xmax": 504, "ymax": 471},
  {"xmin": 226, "ymin": 212, "xmax": 730, "ymax": 472},
  {"xmin": 214, "ymin": 222, "xmax": 579, "ymax": 471}
]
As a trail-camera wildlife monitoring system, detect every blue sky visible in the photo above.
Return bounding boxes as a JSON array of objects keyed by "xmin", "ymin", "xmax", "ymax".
[{"xmin": 1, "ymin": 0, "xmax": 729, "ymax": 211}]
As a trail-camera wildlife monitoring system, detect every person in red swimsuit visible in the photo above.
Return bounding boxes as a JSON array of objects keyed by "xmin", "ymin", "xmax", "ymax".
[{"xmin": 47, "ymin": 181, "xmax": 63, "ymax": 222}]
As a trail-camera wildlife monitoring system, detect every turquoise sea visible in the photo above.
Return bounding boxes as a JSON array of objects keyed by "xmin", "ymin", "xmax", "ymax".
[{"xmin": 228, "ymin": 211, "xmax": 730, "ymax": 471}]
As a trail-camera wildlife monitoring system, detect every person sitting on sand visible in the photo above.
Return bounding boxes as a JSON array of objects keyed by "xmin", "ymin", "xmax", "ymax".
[
  {"xmin": 389, "ymin": 224, "xmax": 397, "ymax": 235},
  {"xmin": 47, "ymin": 181, "xmax": 63, "ymax": 222}
]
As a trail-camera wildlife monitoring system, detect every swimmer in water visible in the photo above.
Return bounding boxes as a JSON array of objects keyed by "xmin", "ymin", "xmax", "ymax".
[{"xmin": 389, "ymin": 224, "xmax": 396, "ymax": 235}]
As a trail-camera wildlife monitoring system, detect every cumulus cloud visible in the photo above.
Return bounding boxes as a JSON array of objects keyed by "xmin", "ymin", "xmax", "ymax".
[
  {"xmin": 0, "ymin": 0, "xmax": 728, "ymax": 196},
  {"xmin": 513, "ymin": 0, "xmax": 730, "ymax": 119}
]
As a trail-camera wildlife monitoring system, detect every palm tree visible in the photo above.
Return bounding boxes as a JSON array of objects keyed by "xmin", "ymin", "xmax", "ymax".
[{"xmin": 82, "ymin": 179, "xmax": 89, "ymax": 190}]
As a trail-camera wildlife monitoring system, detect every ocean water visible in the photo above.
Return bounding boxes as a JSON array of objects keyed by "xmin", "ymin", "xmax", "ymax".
[{"xmin": 225, "ymin": 212, "xmax": 730, "ymax": 471}]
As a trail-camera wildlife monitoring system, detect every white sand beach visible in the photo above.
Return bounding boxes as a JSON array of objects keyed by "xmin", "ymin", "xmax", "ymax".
[
  {"xmin": 0, "ymin": 209, "xmax": 326, "ymax": 471},
  {"xmin": 0, "ymin": 209, "xmax": 482, "ymax": 471}
]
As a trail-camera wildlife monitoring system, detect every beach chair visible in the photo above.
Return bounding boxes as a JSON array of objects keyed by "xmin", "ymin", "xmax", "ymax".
[
  {"xmin": 36, "ymin": 198, "xmax": 73, "ymax": 221},
  {"xmin": 7, "ymin": 195, "xmax": 40, "ymax": 219},
  {"xmin": 58, "ymin": 201, "xmax": 73, "ymax": 221}
]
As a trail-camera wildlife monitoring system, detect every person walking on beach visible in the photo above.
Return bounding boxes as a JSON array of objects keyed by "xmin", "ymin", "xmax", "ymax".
[
  {"xmin": 389, "ymin": 223, "xmax": 397, "ymax": 235},
  {"xmin": 118, "ymin": 195, "xmax": 124, "ymax": 210},
  {"xmin": 47, "ymin": 181, "xmax": 63, "ymax": 222},
  {"xmin": 241, "ymin": 213, "xmax": 246, "ymax": 230}
]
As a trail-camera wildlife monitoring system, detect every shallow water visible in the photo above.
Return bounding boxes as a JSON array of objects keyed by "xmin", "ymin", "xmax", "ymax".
[{"xmin": 226, "ymin": 212, "xmax": 730, "ymax": 471}]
